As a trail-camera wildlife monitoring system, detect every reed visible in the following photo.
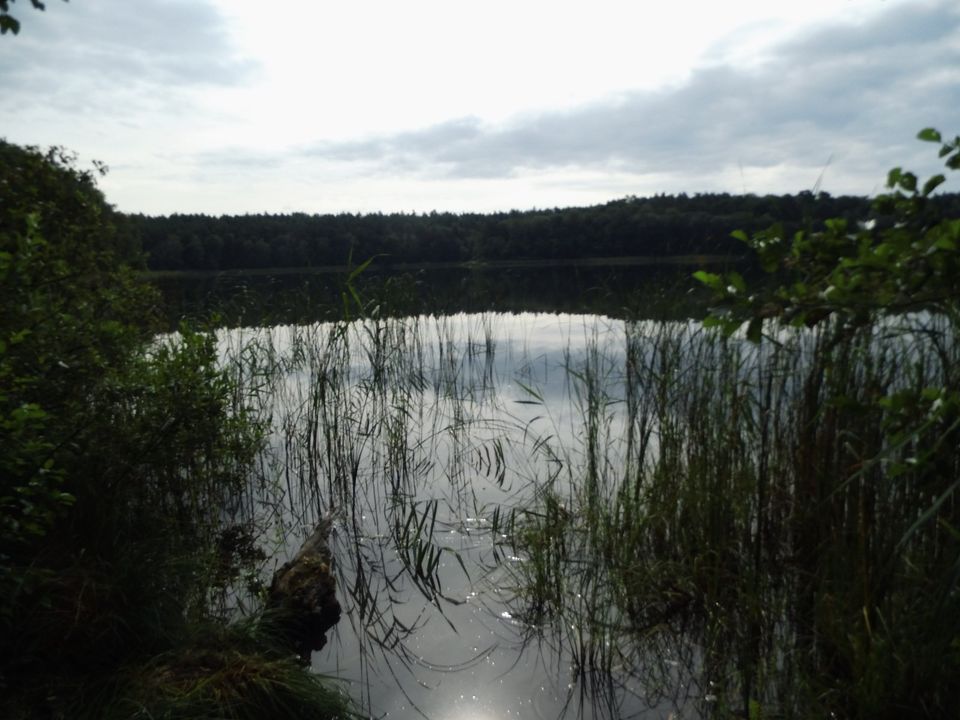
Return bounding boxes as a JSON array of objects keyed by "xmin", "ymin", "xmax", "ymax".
[
  {"xmin": 205, "ymin": 289, "xmax": 957, "ymax": 719},
  {"xmin": 508, "ymin": 311, "xmax": 959, "ymax": 718}
]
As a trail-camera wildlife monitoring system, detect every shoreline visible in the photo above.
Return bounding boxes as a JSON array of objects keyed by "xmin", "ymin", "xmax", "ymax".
[{"xmin": 139, "ymin": 254, "xmax": 742, "ymax": 279}]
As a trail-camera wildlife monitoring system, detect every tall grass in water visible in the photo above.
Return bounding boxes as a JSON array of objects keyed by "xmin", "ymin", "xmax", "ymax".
[
  {"xmin": 212, "ymin": 306, "xmax": 955, "ymax": 718},
  {"xmin": 216, "ymin": 312, "xmax": 528, "ymax": 716},
  {"xmin": 509, "ymin": 313, "xmax": 959, "ymax": 719}
]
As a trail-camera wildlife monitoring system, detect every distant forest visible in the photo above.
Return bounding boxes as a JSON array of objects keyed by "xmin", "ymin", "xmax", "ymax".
[{"xmin": 130, "ymin": 191, "xmax": 960, "ymax": 271}]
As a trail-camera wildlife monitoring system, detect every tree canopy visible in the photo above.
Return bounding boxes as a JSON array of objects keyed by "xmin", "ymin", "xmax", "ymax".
[{"xmin": 128, "ymin": 191, "xmax": 960, "ymax": 273}]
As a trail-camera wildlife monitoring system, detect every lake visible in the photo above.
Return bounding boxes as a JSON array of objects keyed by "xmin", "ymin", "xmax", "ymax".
[
  {"xmin": 218, "ymin": 311, "xmax": 713, "ymax": 720},
  {"xmin": 160, "ymin": 263, "xmax": 955, "ymax": 719},
  {"xmin": 150, "ymin": 261, "xmax": 717, "ymax": 328}
]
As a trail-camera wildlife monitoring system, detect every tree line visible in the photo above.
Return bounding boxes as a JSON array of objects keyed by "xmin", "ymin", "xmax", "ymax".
[{"xmin": 130, "ymin": 191, "xmax": 960, "ymax": 272}]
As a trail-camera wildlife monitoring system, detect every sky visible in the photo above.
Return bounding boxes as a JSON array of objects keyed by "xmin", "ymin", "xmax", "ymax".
[{"xmin": 1, "ymin": 0, "xmax": 958, "ymax": 216}]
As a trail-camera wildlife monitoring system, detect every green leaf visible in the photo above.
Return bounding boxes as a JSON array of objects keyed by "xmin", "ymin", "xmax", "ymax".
[
  {"xmin": 0, "ymin": 14, "xmax": 20, "ymax": 35},
  {"xmin": 347, "ymin": 254, "xmax": 374, "ymax": 283},
  {"xmin": 887, "ymin": 167, "xmax": 902, "ymax": 188},
  {"xmin": 746, "ymin": 317, "xmax": 763, "ymax": 344},
  {"xmin": 758, "ymin": 255, "xmax": 779, "ymax": 273},
  {"xmin": 922, "ymin": 174, "xmax": 946, "ymax": 197},
  {"xmin": 728, "ymin": 271, "xmax": 747, "ymax": 294},
  {"xmin": 917, "ymin": 128, "xmax": 942, "ymax": 143},
  {"xmin": 730, "ymin": 229, "xmax": 749, "ymax": 243},
  {"xmin": 702, "ymin": 314, "xmax": 742, "ymax": 337},
  {"xmin": 824, "ymin": 218, "xmax": 847, "ymax": 234},
  {"xmin": 692, "ymin": 270, "xmax": 723, "ymax": 291}
]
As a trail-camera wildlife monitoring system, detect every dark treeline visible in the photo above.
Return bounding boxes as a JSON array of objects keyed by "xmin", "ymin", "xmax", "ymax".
[{"xmin": 131, "ymin": 191, "xmax": 960, "ymax": 272}]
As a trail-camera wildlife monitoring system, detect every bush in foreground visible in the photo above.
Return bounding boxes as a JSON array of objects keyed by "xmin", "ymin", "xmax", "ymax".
[{"xmin": 0, "ymin": 140, "xmax": 352, "ymax": 718}]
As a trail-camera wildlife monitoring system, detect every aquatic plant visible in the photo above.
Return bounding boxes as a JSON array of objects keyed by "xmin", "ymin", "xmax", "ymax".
[{"xmin": 507, "ymin": 133, "xmax": 960, "ymax": 718}]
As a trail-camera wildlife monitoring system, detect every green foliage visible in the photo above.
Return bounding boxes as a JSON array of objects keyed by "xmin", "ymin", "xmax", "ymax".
[
  {"xmin": 100, "ymin": 619, "xmax": 356, "ymax": 720},
  {"xmin": 695, "ymin": 135, "xmax": 960, "ymax": 527},
  {"xmin": 510, "ymin": 312, "xmax": 959, "ymax": 718},
  {"xmin": 0, "ymin": 144, "xmax": 154, "ymax": 620},
  {"xmin": 131, "ymin": 190, "xmax": 951, "ymax": 271},
  {"xmin": 505, "ymin": 133, "xmax": 959, "ymax": 719},
  {"xmin": 0, "ymin": 141, "xmax": 350, "ymax": 718},
  {"xmin": 681, "ymin": 130, "xmax": 960, "ymax": 717},
  {"xmin": 0, "ymin": 0, "xmax": 64, "ymax": 36},
  {"xmin": 697, "ymin": 129, "xmax": 960, "ymax": 334}
]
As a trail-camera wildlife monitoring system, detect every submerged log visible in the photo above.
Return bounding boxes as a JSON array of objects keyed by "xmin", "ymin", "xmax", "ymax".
[{"xmin": 267, "ymin": 516, "xmax": 341, "ymax": 659}]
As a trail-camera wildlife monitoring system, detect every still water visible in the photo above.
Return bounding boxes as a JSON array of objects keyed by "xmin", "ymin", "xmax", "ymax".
[
  {"xmin": 155, "ymin": 262, "xmax": 713, "ymax": 328},
  {"xmin": 219, "ymin": 311, "xmax": 709, "ymax": 719}
]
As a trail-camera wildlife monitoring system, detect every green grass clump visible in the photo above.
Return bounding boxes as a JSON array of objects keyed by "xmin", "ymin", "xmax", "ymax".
[{"xmin": 109, "ymin": 621, "xmax": 354, "ymax": 720}]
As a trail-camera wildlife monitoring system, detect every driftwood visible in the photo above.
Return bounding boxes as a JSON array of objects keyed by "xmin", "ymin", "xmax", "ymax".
[{"xmin": 267, "ymin": 516, "xmax": 341, "ymax": 659}]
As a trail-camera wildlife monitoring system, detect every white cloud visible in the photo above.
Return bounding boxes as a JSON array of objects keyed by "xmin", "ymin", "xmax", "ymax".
[
  {"xmin": 180, "ymin": 1, "xmax": 959, "ymax": 207},
  {"xmin": 1, "ymin": 0, "xmax": 954, "ymax": 214}
]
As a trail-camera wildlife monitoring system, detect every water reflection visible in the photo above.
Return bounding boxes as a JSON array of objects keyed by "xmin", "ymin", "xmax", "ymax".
[
  {"xmin": 212, "ymin": 298, "xmax": 958, "ymax": 719},
  {"xmin": 221, "ymin": 311, "xmax": 710, "ymax": 719},
  {"xmin": 155, "ymin": 263, "xmax": 710, "ymax": 329},
  {"xmin": 223, "ymin": 307, "xmax": 944, "ymax": 719}
]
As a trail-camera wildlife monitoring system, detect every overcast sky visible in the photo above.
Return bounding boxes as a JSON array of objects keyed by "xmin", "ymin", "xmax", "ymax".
[{"xmin": 2, "ymin": 0, "xmax": 958, "ymax": 215}]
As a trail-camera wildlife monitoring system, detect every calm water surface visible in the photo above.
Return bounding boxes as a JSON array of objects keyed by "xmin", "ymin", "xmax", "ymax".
[
  {"xmin": 219, "ymin": 311, "xmax": 707, "ymax": 719},
  {"xmin": 156, "ymin": 263, "xmax": 713, "ymax": 328}
]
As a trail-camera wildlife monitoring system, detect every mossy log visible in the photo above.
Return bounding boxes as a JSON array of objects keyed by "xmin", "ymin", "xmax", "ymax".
[{"xmin": 267, "ymin": 516, "xmax": 341, "ymax": 659}]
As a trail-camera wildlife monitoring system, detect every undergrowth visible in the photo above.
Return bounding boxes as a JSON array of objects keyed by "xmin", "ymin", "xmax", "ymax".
[{"xmin": 0, "ymin": 141, "xmax": 353, "ymax": 719}]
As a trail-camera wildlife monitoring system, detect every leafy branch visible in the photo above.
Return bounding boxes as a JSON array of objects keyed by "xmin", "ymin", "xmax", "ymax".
[
  {"xmin": 696, "ymin": 128, "xmax": 960, "ymax": 341},
  {"xmin": 0, "ymin": 0, "xmax": 66, "ymax": 36}
]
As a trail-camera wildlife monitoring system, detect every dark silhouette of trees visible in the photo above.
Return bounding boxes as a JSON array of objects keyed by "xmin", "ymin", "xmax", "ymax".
[{"xmin": 130, "ymin": 192, "xmax": 960, "ymax": 273}]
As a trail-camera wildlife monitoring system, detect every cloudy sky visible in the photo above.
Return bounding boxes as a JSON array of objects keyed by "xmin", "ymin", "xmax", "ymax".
[{"xmin": 2, "ymin": 0, "xmax": 958, "ymax": 215}]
